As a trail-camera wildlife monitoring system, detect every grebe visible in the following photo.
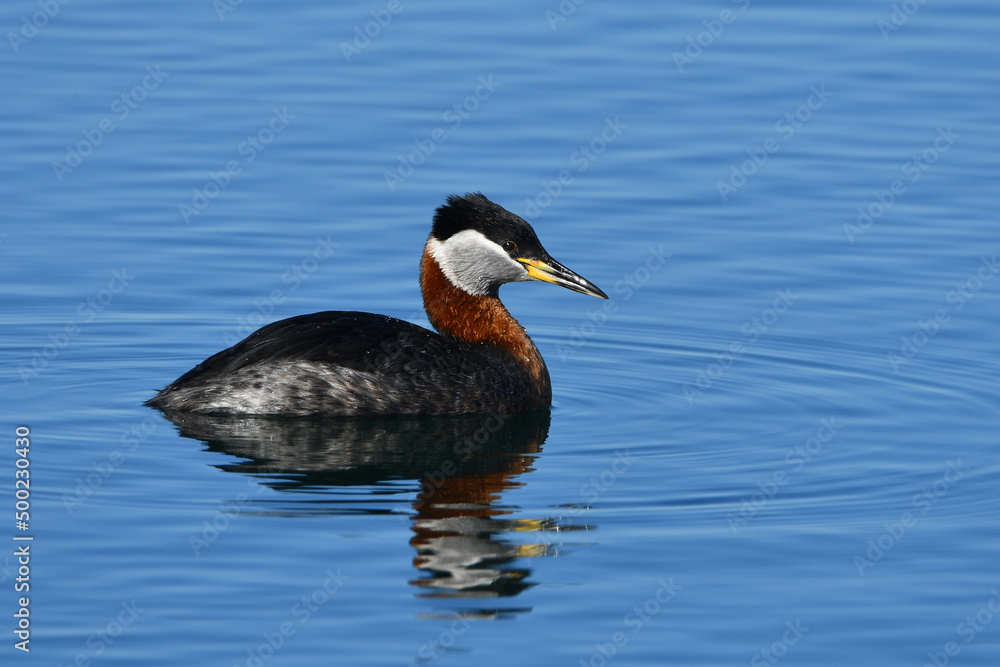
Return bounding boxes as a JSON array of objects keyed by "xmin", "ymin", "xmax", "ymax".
[{"xmin": 146, "ymin": 193, "xmax": 607, "ymax": 416}]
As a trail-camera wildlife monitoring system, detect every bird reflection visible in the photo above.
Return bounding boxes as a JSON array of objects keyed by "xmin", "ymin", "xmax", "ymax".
[{"xmin": 154, "ymin": 409, "xmax": 588, "ymax": 614}]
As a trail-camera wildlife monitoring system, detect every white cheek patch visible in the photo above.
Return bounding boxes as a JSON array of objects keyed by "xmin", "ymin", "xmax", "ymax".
[{"xmin": 428, "ymin": 230, "xmax": 528, "ymax": 295}]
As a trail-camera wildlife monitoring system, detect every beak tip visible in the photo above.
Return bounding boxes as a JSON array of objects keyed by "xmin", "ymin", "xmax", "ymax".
[{"xmin": 585, "ymin": 285, "xmax": 609, "ymax": 300}]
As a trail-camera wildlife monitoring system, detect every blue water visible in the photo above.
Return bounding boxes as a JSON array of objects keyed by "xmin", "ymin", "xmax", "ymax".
[{"xmin": 2, "ymin": 0, "xmax": 998, "ymax": 664}]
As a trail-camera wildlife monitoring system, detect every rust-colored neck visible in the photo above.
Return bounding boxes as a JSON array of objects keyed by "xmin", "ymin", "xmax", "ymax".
[{"xmin": 420, "ymin": 245, "xmax": 550, "ymax": 398}]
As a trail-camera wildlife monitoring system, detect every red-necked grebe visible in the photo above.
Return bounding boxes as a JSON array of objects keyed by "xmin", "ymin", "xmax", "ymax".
[{"xmin": 146, "ymin": 193, "xmax": 608, "ymax": 416}]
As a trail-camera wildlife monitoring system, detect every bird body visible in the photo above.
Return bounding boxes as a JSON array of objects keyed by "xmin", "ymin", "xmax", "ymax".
[{"xmin": 146, "ymin": 193, "xmax": 606, "ymax": 416}]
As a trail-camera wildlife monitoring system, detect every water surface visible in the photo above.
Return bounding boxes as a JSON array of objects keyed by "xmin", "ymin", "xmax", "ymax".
[{"xmin": 2, "ymin": 0, "xmax": 998, "ymax": 665}]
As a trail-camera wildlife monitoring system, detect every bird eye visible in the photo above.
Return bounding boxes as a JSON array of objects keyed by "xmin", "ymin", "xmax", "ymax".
[{"xmin": 502, "ymin": 241, "xmax": 517, "ymax": 254}]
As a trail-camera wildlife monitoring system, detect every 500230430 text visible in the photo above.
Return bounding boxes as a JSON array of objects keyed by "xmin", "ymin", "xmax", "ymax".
[{"xmin": 13, "ymin": 425, "xmax": 33, "ymax": 653}]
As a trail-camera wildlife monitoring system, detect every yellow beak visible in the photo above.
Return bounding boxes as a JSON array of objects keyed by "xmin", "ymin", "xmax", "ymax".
[{"xmin": 517, "ymin": 257, "xmax": 608, "ymax": 299}]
